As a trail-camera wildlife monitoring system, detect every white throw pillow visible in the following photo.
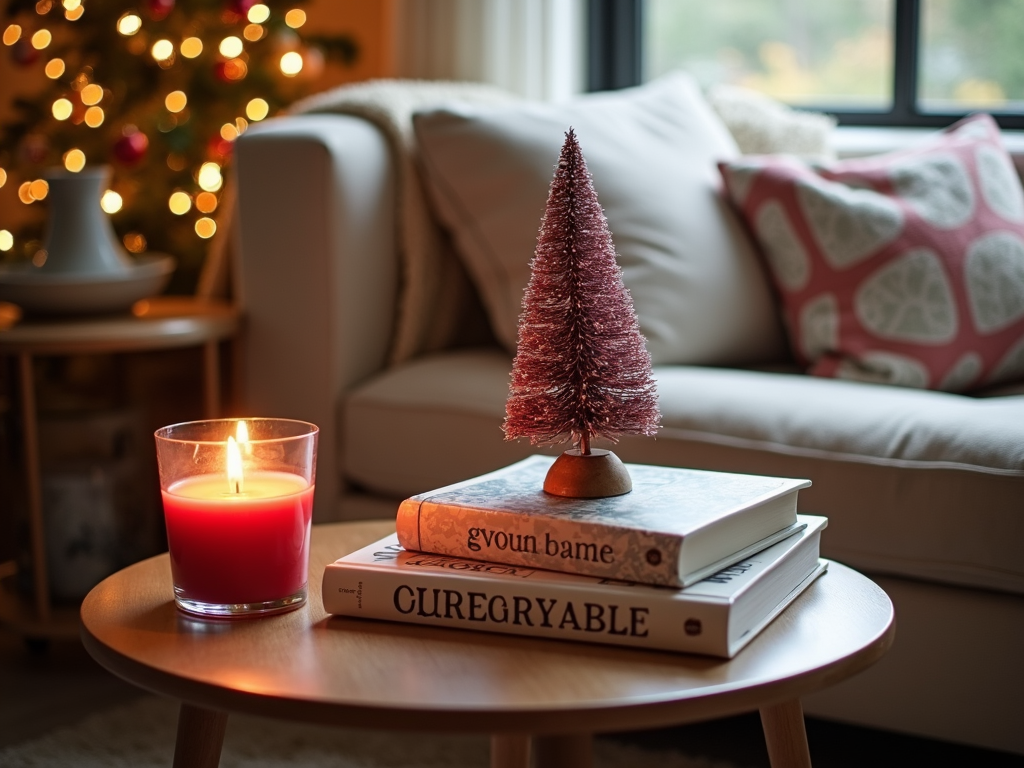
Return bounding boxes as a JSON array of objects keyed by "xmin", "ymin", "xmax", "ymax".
[
  {"xmin": 707, "ymin": 83, "xmax": 837, "ymax": 159},
  {"xmin": 413, "ymin": 72, "xmax": 786, "ymax": 366}
]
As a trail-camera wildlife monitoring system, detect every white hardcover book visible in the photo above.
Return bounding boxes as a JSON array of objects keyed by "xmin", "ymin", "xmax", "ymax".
[
  {"xmin": 396, "ymin": 455, "xmax": 811, "ymax": 587},
  {"xmin": 324, "ymin": 515, "xmax": 828, "ymax": 658}
]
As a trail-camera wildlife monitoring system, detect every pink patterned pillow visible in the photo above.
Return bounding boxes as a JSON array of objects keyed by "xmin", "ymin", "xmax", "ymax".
[{"xmin": 720, "ymin": 114, "xmax": 1024, "ymax": 392}]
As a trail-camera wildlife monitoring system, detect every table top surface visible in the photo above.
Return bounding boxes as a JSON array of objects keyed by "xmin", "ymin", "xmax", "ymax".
[
  {"xmin": 80, "ymin": 520, "xmax": 894, "ymax": 735},
  {"xmin": 0, "ymin": 297, "xmax": 239, "ymax": 354}
]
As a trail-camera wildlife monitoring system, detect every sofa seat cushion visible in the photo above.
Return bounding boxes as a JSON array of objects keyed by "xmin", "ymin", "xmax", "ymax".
[{"xmin": 344, "ymin": 349, "xmax": 1024, "ymax": 594}]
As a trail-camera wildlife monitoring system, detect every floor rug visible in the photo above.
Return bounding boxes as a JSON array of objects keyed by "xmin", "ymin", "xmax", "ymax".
[{"xmin": 0, "ymin": 695, "xmax": 735, "ymax": 768}]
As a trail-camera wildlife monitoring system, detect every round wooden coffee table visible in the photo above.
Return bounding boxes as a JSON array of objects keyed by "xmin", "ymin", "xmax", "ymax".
[{"xmin": 81, "ymin": 521, "xmax": 894, "ymax": 768}]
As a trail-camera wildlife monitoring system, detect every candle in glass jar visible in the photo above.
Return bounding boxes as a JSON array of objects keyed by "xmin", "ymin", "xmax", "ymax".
[
  {"xmin": 162, "ymin": 470, "xmax": 314, "ymax": 605},
  {"xmin": 156, "ymin": 420, "xmax": 317, "ymax": 614}
]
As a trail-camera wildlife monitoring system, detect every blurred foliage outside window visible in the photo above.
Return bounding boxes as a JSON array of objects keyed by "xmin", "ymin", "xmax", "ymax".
[
  {"xmin": 919, "ymin": 0, "xmax": 1024, "ymax": 112},
  {"xmin": 645, "ymin": 0, "xmax": 1024, "ymax": 116}
]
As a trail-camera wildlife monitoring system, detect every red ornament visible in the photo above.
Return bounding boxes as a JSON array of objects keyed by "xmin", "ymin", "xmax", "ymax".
[
  {"xmin": 11, "ymin": 38, "xmax": 40, "ymax": 67},
  {"xmin": 148, "ymin": 0, "xmax": 174, "ymax": 20},
  {"xmin": 227, "ymin": 0, "xmax": 256, "ymax": 16},
  {"xmin": 504, "ymin": 128, "xmax": 660, "ymax": 452},
  {"xmin": 113, "ymin": 129, "xmax": 149, "ymax": 166},
  {"xmin": 19, "ymin": 134, "xmax": 49, "ymax": 164},
  {"xmin": 208, "ymin": 134, "xmax": 233, "ymax": 159}
]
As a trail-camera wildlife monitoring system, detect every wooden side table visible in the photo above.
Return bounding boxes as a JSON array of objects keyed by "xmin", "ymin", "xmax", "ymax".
[
  {"xmin": 81, "ymin": 520, "xmax": 895, "ymax": 768},
  {"xmin": 0, "ymin": 297, "xmax": 240, "ymax": 640}
]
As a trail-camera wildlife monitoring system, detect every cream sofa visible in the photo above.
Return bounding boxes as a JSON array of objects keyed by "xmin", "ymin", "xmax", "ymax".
[{"xmin": 233, "ymin": 95, "xmax": 1024, "ymax": 754}]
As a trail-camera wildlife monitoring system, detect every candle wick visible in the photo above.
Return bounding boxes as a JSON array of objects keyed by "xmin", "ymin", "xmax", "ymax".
[{"xmin": 235, "ymin": 481, "xmax": 240, "ymax": 494}]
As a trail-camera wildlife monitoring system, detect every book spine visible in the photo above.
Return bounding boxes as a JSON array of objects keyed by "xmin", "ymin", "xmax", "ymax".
[
  {"xmin": 395, "ymin": 499, "xmax": 685, "ymax": 587},
  {"xmin": 322, "ymin": 556, "xmax": 730, "ymax": 656}
]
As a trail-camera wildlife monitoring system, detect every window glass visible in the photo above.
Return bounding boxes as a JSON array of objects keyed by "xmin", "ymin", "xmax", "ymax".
[
  {"xmin": 919, "ymin": 0, "xmax": 1024, "ymax": 113},
  {"xmin": 644, "ymin": 0, "xmax": 894, "ymax": 110}
]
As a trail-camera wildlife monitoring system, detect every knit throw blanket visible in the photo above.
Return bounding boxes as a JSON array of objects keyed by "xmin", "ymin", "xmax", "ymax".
[{"xmin": 290, "ymin": 80, "xmax": 518, "ymax": 364}]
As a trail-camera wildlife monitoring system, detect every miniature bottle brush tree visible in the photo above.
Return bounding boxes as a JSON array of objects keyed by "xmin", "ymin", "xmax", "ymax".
[{"xmin": 503, "ymin": 128, "xmax": 660, "ymax": 498}]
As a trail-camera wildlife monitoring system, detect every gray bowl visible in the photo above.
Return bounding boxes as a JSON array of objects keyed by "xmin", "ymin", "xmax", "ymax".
[{"xmin": 0, "ymin": 254, "xmax": 176, "ymax": 315}]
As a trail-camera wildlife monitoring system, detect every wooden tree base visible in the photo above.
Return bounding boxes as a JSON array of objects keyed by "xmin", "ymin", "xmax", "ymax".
[{"xmin": 543, "ymin": 449, "xmax": 632, "ymax": 498}]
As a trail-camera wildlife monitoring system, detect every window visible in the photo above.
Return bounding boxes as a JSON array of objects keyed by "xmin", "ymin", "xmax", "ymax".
[{"xmin": 588, "ymin": 0, "xmax": 1024, "ymax": 128}]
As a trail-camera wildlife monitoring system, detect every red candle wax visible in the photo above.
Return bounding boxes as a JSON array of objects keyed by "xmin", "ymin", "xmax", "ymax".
[{"xmin": 162, "ymin": 471, "xmax": 314, "ymax": 605}]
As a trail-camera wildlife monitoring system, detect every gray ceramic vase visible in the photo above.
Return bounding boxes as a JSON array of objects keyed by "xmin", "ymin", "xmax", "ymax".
[
  {"xmin": 0, "ymin": 165, "xmax": 175, "ymax": 314},
  {"xmin": 40, "ymin": 166, "xmax": 133, "ymax": 275}
]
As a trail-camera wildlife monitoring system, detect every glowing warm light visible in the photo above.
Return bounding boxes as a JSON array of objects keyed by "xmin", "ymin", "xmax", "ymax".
[
  {"xmin": 36, "ymin": 0, "xmax": 52, "ymax": 13},
  {"xmin": 220, "ymin": 123, "xmax": 238, "ymax": 141},
  {"xmin": 152, "ymin": 39, "xmax": 174, "ymax": 61},
  {"xmin": 180, "ymin": 36, "xmax": 202, "ymax": 58},
  {"xmin": 226, "ymin": 434, "xmax": 244, "ymax": 492},
  {"xmin": 169, "ymin": 191, "xmax": 192, "ymax": 214},
  {"xmin": 62, "ymin": 0, "xmax": 81, "ymax": 10},
  {"xmin": 32, "ymin": 250, "xmax": 47, "ymax": 267},
  {"xmin": 235, "ymin": 117, "xmax": 248, "ymax": 133},
  {"xmin": 0, "ymin": 231, "xmax": 12, "ymax": 251},
  {"xmin": 63, "ymin": 148, "xmax": 85, "ymax": 171},
  {"xmin": 123, "ymin": 232, "xmax": 147, "ymax": 252},
  {"xmin": 84, "ymin": 106, "xmax": 104, "ymax": 127},
  {"xmin": 196, "ymin": 191, "xmax": 218, "ymax": 213},
  {"xmin": 29, "ymin": 179, "xmax": 49, "ymax": 200},
  {"xmin": 64, "ymin": 5, "xmax": 83, "ymax": 20},
  {"xmin": 3, "ymin": 25, "xmax": 22, "ymax": 45},
  {"xmin": 45, "ymin": 58, "xmax": 65, "ymax": 78},
  {"xmin": 0, "ymin": 168, "xmax": 6, "ymax": 188},
  {"xmin": 245, "ymin": 98, "xmax": 268, "ymax": 121},
  {"xmin": 100, "ymin": 190, "xmax": 122, "ymax": 213},
  {"xmin": 223, "ymin": 58, "xmax": 247, "ymax": 80},
  {"xmin": 81, "ymin": 83, "xmax": 103, "ymax": 105},
  {"xmin": 117, "ymin": 12, "xmax": 141, "ymax": 35},
  {"xmin": 195, "ymin": 217, "xmax": 217, "ymax": 239},
  {"xmin": 31, "ymin": 29, "xmax": 52, "ymax": 49},
  {"xmin": 285, "ymin": 9, "xmax": 306, "ymax": 28},
  {"xmin": 219, "ymin": 36, "xmax": 243, "ymax": 58},
  {"xmin": 197, "ymin": 162, "xmax": 223, "ymax": 192},
  {"xmin": 279, "ymin": 51, "xmax": 303, "ymax": 76},
  {"xmin": 247, "ymin": 4, "xmax": 270, "ymax": 23},
  {"xmin": 52, "ymin": 97, "xmax": 73, "ymax": 120},
  {"xmin": 243, "ymin": 23, "xmax": 264, "ymax": 41},
  {"xmin": 165, "ymin": 90, "xmax": 187, "ymax": 113},
  {"xmin": 18, "ymin": 182, "xmax": 34, "ymax": 204}
]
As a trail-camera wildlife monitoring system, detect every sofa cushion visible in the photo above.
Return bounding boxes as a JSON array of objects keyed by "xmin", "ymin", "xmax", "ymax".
[
  {"xmin": 706, "ymin": 83, "xmax": 837, "ymax": 159},
  {"xmin": 344, "ymin": 348, "xmax": 1024, "ymax": 595},
  {"xmin": 720, "ymin": 113, "xmax": 1024, "ymax": 393},
  {"xmin": 412, "ymin": 72, "xmax": 787, "ymax": 367}
]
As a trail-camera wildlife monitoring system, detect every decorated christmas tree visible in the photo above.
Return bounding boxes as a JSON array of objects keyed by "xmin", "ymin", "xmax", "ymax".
[
  {"xmin": 0, "ymin": 0, "xmax": 356, "ymax": 293},
  {"xmin": 504, "ymin": 128, "xmax": 660, "ymax": 497}
]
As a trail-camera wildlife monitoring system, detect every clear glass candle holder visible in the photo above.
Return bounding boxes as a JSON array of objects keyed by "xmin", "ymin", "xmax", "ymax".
[{"xmin": 154, "ymin": 418, "xmax": 317, "ymax": 618}]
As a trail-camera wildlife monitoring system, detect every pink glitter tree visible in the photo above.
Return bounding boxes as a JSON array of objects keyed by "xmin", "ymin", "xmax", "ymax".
[{"xmin": 504, "ymin": 128, "xmax": 660, "ymax": 463}]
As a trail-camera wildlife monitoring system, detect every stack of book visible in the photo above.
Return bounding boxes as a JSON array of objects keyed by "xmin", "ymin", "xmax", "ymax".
[{"xmin": 322, "ymin": 455, "xmax": 827, "ymax": 658}]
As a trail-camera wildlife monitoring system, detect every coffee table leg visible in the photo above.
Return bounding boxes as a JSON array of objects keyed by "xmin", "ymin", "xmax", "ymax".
[
  {"xmin": 491, "ymin": 734, "xmax": 530, "ymax": 768},
  {"xmin": 173, "ymin": 702, "xmax": 228, "ymax": 768},
  {"xmin": 760, "ymin": 698, "xmax": 812, "ymax": 768},
  {"xmin": 533, "ymin": 733, "xmax": 592, "ymax": 768}
]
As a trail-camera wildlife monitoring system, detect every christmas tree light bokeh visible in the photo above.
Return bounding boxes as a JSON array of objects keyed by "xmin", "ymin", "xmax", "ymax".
[{"xmin": 0, "ymin": 0, "xmax": 356, "ymax": 293}]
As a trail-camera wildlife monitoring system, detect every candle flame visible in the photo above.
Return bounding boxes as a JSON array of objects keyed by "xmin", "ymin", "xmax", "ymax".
[
  {"xmin": 236, "ymin": 419, "xmax": 251, "ymax": 456},
  {"xmin": 226, "ymin": 435, "xmax": 244, "ymax": 494}
]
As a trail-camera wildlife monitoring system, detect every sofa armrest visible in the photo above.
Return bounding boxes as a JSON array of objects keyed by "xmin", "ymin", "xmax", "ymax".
[{"xmin": 234, "ymin": 114, "xmax": 397, "ymax": 521}]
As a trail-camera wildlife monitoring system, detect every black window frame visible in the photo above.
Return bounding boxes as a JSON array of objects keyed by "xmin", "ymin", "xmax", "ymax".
[{"xmin": 587, "ymin": 0, "xmax": 1024, "ymax": 130}]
